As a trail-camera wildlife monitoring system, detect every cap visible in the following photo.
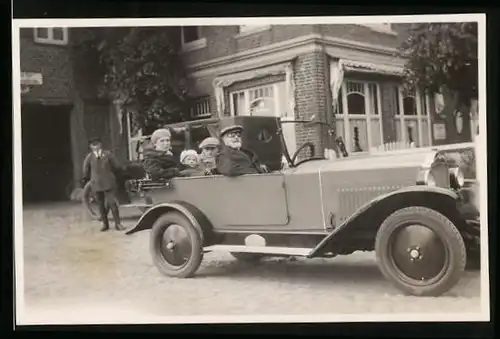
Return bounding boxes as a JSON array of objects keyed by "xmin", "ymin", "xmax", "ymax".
[
  {"xmin": 88, "ymin": 137, "xmax": 102, "ymax": 145},
  {"xmin": 219, "ymin": 124, "xmax": 243, "ymax": 138},
  {"xmin": 199, "ymin": 137, "xmax": 220, "ymax": 149}
]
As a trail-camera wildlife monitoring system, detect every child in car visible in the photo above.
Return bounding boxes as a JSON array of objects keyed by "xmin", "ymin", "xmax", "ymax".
[{"xmin": 179, "ymin": 149, "xmax": 204, "ymax": 177}]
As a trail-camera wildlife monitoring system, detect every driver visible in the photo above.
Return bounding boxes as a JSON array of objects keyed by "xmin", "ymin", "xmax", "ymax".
[{"xmin": 216, "ymin": 123, "xmax": 269, "ymax": 177}]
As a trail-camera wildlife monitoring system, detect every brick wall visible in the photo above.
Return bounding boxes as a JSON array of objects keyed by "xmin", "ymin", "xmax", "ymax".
[
  {"xmin": 293, "ymin": 51, "xmax": 329, "ymax": 157},
  {"xmin": 19, "ymin": 32, "xmax": 75, "ymax": 101},
  {"xmin": 183, "ymin": 25, "xmax": 315, "ymax": 66},
  {"xmin": 318, "ymin": 24, "xmax": 401, "ymax": 49},
  {"xmin": 184, "ymin": 24, "xmax": 401, "ymax": 67}
]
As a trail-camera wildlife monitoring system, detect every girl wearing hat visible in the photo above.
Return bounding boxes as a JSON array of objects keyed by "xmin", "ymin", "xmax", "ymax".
[
  {"xmin": 179, "ymin": 149, "xmax": 205, "ymax": 177},
  {"xmin": 142, "ymin": 128, "xmax": 182, "ymax": 180}
]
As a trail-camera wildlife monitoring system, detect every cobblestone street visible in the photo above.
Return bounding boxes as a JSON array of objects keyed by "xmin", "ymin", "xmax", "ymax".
[{"xmin": 19, "ymin": 202, "xmax": 483, "ymax": 324}]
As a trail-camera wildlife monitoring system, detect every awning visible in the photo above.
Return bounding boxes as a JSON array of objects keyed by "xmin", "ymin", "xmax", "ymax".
[{"xmin": 341, "ymin": 59, "xmax": 405, "ymax": 76}]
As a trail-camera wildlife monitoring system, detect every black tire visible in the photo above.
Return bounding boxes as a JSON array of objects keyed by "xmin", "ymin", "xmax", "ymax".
[
  {"xmin": 375, "ymin": 206, "xmax": 466, "ymax": 297},
  {"xmin": 82, "ymin": 181, "xmax": 103, "ymax": 220},
  {"xmin": 466, "ymin": 249, "xmax": 481, "ymax": 271},
  {"xmin": 230, "ymin": 252, "xmax": 266, "ymax": 263},
  {"xmin": 149, "ymin": 212, "xmax": 204, "ymax": 278}
]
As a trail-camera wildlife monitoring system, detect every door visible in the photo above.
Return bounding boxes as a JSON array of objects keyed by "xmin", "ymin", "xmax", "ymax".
[
  {"xmin": 21, "ymin": 103, "xmax": 74, "ymax": 202},
  {"xmin": 177, "ymin": 173, "xmax": 290, "ymax": 228}
]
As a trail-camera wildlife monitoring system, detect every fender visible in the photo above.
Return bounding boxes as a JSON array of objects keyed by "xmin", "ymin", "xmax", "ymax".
[
  {"xmin": 125, "ymin": 201, "xmax": 219, "ymax": 246},
  {"xmin": 308, "ymin": 185, "xmax": 463, "ymax": 258}
]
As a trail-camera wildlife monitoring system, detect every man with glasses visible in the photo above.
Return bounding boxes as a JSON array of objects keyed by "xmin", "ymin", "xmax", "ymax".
[{"xmin": 216, "ymin": 123, "xmax": 269, "ymax": 177}]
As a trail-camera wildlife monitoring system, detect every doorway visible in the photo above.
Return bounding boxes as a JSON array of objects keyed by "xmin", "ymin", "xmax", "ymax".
[{"xmin": 21, "ymin": 103, "xmax": 74, "ymax": 203}]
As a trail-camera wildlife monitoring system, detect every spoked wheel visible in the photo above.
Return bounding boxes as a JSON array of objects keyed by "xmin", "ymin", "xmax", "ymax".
[
  {"xmin": 82, "ymin": 182, "xmax": 105, "ymax": 221},
  {"xmin": 230, "ymin": 252, "xmax": 266, "ymax": 263},
  {"xmin": 149, "ymin": 212, "xmax": 203, "ymax": 278},
  {"xmin": 375, "ymin": 206, "xmax": 466, "ymax": 297}
]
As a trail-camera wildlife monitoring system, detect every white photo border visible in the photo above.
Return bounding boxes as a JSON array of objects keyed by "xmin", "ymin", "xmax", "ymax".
[{"xmin": 12, "ymin": 13, "xmax": 489, "ymax": 325}]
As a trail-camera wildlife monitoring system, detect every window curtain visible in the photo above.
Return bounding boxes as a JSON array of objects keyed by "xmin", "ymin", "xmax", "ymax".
[
  {"xmin": 213, "ymin": 60, "xmax": 296, "ymax": 117},
  {"xmin": 329, "ymin": 59, "xmax": 344, "ymax": 114}
]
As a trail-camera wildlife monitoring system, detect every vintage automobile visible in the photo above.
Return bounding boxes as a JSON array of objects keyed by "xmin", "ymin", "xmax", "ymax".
[
  {"xmin": 82, "ymin": 118, "xmax": 221, "ymax": 220},
  {"xmin": 120, "ymin": 115, "xmax": 480, "ymax": 297}
]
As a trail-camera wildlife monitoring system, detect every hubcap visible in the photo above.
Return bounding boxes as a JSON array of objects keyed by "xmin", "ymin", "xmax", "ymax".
[
  {"xmin": 390, "ymin": 224, "xmax": 447, "ymax": 282},
  {"xmin": 160, "ymin": 224, "xmax": 191, "ymax": 267},
  {"xmin": 409, "ymin": 248, "xmax": 421, "ymax": 260}
]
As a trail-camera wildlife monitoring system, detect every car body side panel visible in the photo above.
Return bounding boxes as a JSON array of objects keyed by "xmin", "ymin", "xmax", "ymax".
[
  {"xmin": 319, "ymin": 166, "xmax": 420, "ymax": 228},
  {"xmin": 145, "ymin": 173, "xmax": 290, "ymax": 228},
  {"xmin": 281, "ymin": 170, "xmax": 325, "ymax": 232}
]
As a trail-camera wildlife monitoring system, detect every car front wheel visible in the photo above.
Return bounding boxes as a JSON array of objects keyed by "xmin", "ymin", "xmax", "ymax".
[
  {"xmin": 375, "ymin": 206, "xmax": 466, "ymax": 297},
  {"xmin": 149, "ymin": 212, "xmax": 204, "ymax": 278}
]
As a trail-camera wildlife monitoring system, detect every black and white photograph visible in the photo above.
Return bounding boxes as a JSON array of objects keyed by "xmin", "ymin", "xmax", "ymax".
[{"xmin": 12, "ymin": 14, "xmax": 489, "ymax": 325}]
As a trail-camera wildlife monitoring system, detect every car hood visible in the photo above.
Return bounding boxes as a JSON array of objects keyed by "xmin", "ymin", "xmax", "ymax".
[{"xmin": 290, "ymin": 149, "xmax": 437, "ymax": 175}]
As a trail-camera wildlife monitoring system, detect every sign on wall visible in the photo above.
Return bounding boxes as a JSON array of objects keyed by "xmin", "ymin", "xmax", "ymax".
[
  {"xmin": 433, "ymin": 123, "xmax": 447, "ymax": 140},
  {"xmin": 21, "ymin": 72, "xmax": 43, "ymax": 86}
]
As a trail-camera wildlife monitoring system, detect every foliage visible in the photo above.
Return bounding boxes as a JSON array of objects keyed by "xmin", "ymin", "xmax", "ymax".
[
  {"xmin": 399, "ymin": 22, "xmax": 478, "ymax": 104},
  {"xmin": 73, "ymin": 27, "xmax": 192, "ymax": 133}
]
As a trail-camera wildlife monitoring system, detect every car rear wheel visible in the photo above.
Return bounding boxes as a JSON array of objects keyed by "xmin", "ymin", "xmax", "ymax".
[
  {"xmin": 149, "ymin": 212, "xmax": 203, "ymax": 278},
  {"xmin": 230, "ymin": 252, "xmax": 266, "ymax": 262},
  {"xmin": 82, "ymin": 181, "xmax": 104, "ymax": 220},
  {"xmin": 375, "ymin": 206, "xmax": 466, "ymax": 297}
]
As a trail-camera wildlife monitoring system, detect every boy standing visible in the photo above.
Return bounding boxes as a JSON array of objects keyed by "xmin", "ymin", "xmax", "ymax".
[{"xmin": 82, "ymin": 137, "xmax": 125, "ymax": 232}]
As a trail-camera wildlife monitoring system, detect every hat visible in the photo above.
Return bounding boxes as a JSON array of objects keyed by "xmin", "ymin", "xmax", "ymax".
[
  {"xmin": 219, "ymin": 124, "xmax": 243, "ymax": 138},
  {"xmin": 199, "ymin": 137, "xmax": 220, "ymax": 149},
  {"xmin": 88, "ymin": 136, "xmax": 102, "ymax": 145},
  {"xmin": 150, "ymin": 128, "xmax": 171, "ymax": 145},
  {"xmin": 180, "ymin": 149, "xmax": 199, "ymax": 164}
]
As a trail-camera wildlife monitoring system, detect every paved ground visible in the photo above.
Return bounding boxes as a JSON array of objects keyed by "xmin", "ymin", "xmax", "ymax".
[{"xmin": 19, "ymin": 202, "xmax": 483, "ymax": 323}]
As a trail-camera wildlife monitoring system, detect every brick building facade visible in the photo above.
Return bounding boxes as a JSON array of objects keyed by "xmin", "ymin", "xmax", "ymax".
[
  {"xmin": 19, "ymin": 27, "xmax": 127, "ymax": 202},
  {"xmin": 151, "ymin": 23, "xmax": 474, "ymax": 160},
  {"xmin": 19, "ymin": 24, "xmax": 475, "ymax": 202}
]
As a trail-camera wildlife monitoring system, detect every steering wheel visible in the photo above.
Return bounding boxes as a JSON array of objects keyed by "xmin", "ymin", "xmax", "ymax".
[{"xmin": 291, "ymin": 142, "xmax": 316, "ymax": 166}]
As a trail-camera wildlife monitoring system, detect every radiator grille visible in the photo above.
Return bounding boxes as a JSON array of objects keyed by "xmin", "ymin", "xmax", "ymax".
[{"xmin": 337, "ymin": 185, "xmax": 402, "ymax": 222}]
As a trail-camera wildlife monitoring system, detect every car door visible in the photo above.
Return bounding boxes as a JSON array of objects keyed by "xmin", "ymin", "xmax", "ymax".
[{"xmin": 198, "ymin": 172, "xmax": 290, "ymax": 228}]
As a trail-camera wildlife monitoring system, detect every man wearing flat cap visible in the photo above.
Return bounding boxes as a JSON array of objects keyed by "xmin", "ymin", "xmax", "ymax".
[
  {"xmin": 143, "ymin": 128, "xmax": 183, "ymax": 180},
  {"xmin": 216, "ymin": 123, "xmax": 269, "ymax": 177},
  {"xmin": 198, "ymin": 137, "xmax": 220, "ymax": 174},
  {"xmin": 82, "ymin": 137, "xmax": 125, "ymax": 232}
]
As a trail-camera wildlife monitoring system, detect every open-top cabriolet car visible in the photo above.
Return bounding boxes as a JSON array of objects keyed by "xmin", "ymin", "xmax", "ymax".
[{"xmin": 125, "ymin": 116, "xmax": 481, "ymax": 297}]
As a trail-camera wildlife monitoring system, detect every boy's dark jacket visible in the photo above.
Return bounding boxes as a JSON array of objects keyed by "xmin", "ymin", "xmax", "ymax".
[
  {"xmin": 216, "ymin": 145, "xmax": 264, "ymax": 177},
  {"xmin": 82, "ymin": 150, "xmax": 124, "ymax": 192},
  {"xmin": 142, "ymin": 148, "xmax": 183, "ymax": 180}
]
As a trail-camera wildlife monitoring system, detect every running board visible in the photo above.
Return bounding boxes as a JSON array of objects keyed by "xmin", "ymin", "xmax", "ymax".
[
  {"xmin": 120, "ymin": 204, "xmax": 152, "ymax": 208},
  {"xmin": 203, "ymin": 245, "xmax": 312, "ymax": 256}
]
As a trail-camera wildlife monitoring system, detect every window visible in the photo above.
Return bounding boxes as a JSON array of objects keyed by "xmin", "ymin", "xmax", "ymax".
[
  {"xmin": 33, "ymin": 27, "xmax": 68, "ymax": 45},
  {"xmin": 229, "ymin": 81, "xmax": 296, "ymax": 154},
  {"xmin": 335, "ymin": 80, "xmax": 383, "ymax": 153},
  {"xmin": 190, "ymin": 97, "xmax": 212, "ymax": 118},
  {"xmin": 358, "ymin": 23, "xmax": 396, "ymax": 35},
  {"xmin": 238, "ymin": 25, "xmax": 271, "ymax": 36},
  {"xmin": 125, "ymin": 112, "xmax": 146, "ymax": 161},
  {"xmin": 180, "ymin": 26, "xmax": 206, "ymax": 52},
  {"xmin": 394, "ymin": 86, "xmax": 432, "ymax": 147}
]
